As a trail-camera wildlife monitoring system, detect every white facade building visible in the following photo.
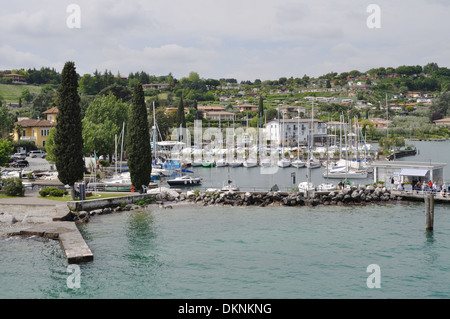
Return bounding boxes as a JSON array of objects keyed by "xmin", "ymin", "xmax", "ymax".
[{"xmin": 263, "ymin": 118, "xmax": 327, "ymax": 147}]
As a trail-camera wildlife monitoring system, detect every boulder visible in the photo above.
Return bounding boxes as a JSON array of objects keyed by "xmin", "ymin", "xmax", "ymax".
[{"xmin": 0, "ymin": 214, "xmax": 18, "ymax": 224}]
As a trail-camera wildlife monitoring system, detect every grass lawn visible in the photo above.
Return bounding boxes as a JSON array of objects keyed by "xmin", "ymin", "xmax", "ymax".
[
  {"xmin": 38, "ymin": 192, "xmax": 131, "ymax": 202},
  {"xmin": 0, "ymin": 194, "xmax": 21, "ymax": 199},
  {"xmin": 0, "ymin": 83, "xmax": 42, "ymax": 102}
]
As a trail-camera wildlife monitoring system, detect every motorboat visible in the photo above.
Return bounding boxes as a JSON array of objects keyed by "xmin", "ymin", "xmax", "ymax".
[
  {"xmin": 298, "ymin": 182, "xmax": 315, "ymax": 194},
  {"xmin": 167, "ymin": 175, "xmax": 202, "ymax": 186},
  {"xmin": 317, "ymin": 183, "xmax": 337, "ymax": 192},
  {"xmin": 322, "ymin": 166, "xmax": 368, "ymax": 179}
]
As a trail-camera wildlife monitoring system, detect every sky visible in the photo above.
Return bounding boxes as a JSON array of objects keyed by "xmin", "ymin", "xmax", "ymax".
[{"xmin": 1, "ymin": 0, "xmax": 450, "ymax": 82}]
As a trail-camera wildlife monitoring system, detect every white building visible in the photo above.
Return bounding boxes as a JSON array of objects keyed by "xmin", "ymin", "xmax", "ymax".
[{"xmin": 263, "ymin": 118, "xmax": 327, "ymax": 147}]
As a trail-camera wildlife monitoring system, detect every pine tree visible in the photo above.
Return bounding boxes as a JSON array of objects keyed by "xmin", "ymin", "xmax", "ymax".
[
  {"xmin": 127, "ymin": 83, "xmax": 152, "ymax": 193},
  {"xmin": 54, "ymin": 61, "xmax": 85, "ymax": 200},
  {"xmin": 176, "ymin": 95, "xmax": 186, "ymax": 128}
]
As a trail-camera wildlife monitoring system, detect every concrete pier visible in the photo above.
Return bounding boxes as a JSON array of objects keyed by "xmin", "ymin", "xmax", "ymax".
[{"xmin": 9, "ymin": 221, "xmax": 93, "ymax": 264}]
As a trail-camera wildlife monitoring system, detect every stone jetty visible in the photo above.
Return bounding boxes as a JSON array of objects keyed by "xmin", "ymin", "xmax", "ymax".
[{"xmin": 179, "ymin": 185, "xmax": 398, "ymax": 208}]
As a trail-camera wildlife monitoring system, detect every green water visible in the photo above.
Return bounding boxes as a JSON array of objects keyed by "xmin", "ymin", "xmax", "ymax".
[{"xmin": 2, "ymin": 202, "xmax": 450, "ymax": 299}]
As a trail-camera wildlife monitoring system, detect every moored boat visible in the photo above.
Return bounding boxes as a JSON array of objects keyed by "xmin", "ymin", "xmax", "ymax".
[{"xmin": 167, "ymin": 175, "xmax": 202, "ymax": 186}]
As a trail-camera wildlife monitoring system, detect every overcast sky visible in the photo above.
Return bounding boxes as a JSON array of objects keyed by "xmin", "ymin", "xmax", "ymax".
[{"xmin": 1, "ymin": 0, "xmax": 449, "ymax": 81}]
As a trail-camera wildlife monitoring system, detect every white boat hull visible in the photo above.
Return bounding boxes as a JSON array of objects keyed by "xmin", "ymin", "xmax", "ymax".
[
  {"xmin": 243, "ymin": 161, "xmax": 258, "ymax": 168},
  {"xmin": 277, "ymin": 160, "xmax": 291, "ymax": 168},
  {"xmin": 322, "ymin": 170, "xmax": 368, "ymax": 179}
]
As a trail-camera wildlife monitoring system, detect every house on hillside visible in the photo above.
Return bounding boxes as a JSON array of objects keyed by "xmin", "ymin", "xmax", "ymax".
[
  {"xmin": 13, "ymin": 119, "xmax": 56, "ymax": 148},
  {"xmin": 197, "ymin": 105, "xmax": 225, "ymax": 112},
  {"xmin": 237, "ymin": 104, "xmax": 258, "ymax": 113},
  {"xmin": 2, "ymin": 73, "xmax": 26, "ymax": 83},
  {"xmin": 203, "ymin": 111, "xmax": 235, "ymax": 121},
  {"xmin": 433, "ymin": 118, "xmax": 450, "ymax": 128},
  {"xmin": 13, "ymin": 107, "xmax": 59, "ymax": 148}
]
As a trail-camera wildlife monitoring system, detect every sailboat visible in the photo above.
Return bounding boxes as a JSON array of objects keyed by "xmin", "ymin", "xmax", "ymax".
[
  {"xmin": 299, "ymin": 101, "xmax": 316, "ymax": 197},
  {"xmin": 322, "ymin": 115, "xmax": 367, "ymax": 179},
  {"xmin": 277, "ymin": 107, "xmax": 291, "ymax": 168},
  {"xmin": 277, "ymin": 157, "xmax": 291, "ymax": 168},
  {"xmin": 221, "ymin": 165, "xmax": 239, "ymax": 191},
  {"xmin": 291, "ymin": 106, "xmax": 306, "ymax": 168},
  {"xmin": 216, "ymin": 158, "xmax": 228, "ymax": 167},
  {"xmin": 243, "ymin": 158, "xmax": 258, "ymax": 167}
]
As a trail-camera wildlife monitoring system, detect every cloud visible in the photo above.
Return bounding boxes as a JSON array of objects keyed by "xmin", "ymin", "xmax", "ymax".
[{"xmin": 0, "ymin": 0, "xmax": 449, "ymax": 80}]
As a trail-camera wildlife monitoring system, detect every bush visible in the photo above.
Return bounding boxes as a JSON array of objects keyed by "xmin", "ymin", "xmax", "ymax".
[
  {"xmin": 99, "ymin": 159, "xmax": 110, "ymax": 167},
  {"xmin": 39, "ymin": 187, "xmax": 68, "ymax": 197},
  {"xmin": 2, "ymin": 178, "xmax": 25, "ymax": 197}
]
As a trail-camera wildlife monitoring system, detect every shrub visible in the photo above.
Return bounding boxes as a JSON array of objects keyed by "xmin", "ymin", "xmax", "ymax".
[
  {"xmin": 99, "ymin": 159, "xmax": 110, "ymax": 167},
  {"xmin": 2, "ymin": 178, "xmax": 25, "ymax": 197},
  {"xmin": 39, "ymin": 187, "xmax": 68, "ymax": 197}
]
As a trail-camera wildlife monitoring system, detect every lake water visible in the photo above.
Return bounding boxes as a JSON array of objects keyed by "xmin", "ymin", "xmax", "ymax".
[{"xmin": 1, "ymin": 140, "xmax": 449, "ymax": 299}]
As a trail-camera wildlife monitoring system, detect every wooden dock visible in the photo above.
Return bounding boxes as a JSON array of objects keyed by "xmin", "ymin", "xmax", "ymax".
[
  {"xmin": 8, "ymin": 221, "xmax": 93, "ymax": 264},
  {"xmin": 391, "ymin": 190, "xmax": 450, "ymax": 204}
]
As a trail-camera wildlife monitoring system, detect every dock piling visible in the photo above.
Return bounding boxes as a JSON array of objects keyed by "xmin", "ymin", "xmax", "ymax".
[{"xmin": 425, "ymin": 194, "xmax": 434, "ymax": 232}]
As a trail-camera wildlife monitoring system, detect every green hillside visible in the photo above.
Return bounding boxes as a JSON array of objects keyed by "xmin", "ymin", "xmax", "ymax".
[{"xmin": 0, "ymin": 84, "xmax": 42, "ymax": 103}]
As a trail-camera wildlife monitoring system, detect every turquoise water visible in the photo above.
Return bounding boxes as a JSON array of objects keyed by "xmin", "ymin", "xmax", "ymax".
[
  {"xmin": 2, "ymin": 201, "xmax": 450, "ymax": 299},
  {"xmin": 1, "ymin": 140, "xmax": 449, "ymax": 299}
]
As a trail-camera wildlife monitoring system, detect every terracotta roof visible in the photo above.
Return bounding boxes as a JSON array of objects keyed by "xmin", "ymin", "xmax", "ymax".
[
  {"xmin": 198, "ymin": 105, "xmax": 225, "ymax": 111},
  {"xmin": 15, "ymin": 119, "xmax": 56, "ymax": 128},
  {"xmin": 434, "ymin": 118, "xmax": 450, "ymax": 123},
  {"xmin": 43, "ymin": 107, "xmax": 58, "ymax": 114}
]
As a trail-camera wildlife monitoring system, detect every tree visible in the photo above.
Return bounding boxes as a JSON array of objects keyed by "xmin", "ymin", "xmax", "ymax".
[
  {"xmin": 82, "ymin": 93, "xmax": 129, "ymax": 160},
  {"xmin": 0, "ymin": 105, "xmax": 14, "ymax": 139},
  {"xmin": 176, "ymin": 96, "xmax": 186, "ymax": 128},
  {"xmin": 54, "ymin": 62, "xmax": 85, "ymax": 200},
  {"xmin": 258, "ymin": 96, "xmax": 264, "ymax": 118},
  {"xmin": 127, "ymin": 83, "xmax": 152, "ymax": 193},
  {"xmin": 44, "ymin": 127, "xmax": 56, "ymax": 163},
  {"xmin": 430, "ymin": 92, "xmax": 450, "ymax": 118},
  {"xmin": 0, "ymin": 139, "xmax": 14, "ymax": 166}
]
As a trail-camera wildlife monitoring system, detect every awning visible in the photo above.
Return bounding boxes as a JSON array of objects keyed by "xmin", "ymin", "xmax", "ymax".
[{"xmin": 399, "ymin": 168, "xmax": 429, "ymax": 177}]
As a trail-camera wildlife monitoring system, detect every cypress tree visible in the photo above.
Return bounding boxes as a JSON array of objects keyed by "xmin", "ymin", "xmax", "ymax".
[
  {"xmin": 176, "ymin": 95, "xmax": 186, "ymax": 128},
  {"xmin": 258, "ymin": 96, "xmax": 264, "ymax": 118},
  {"xmin": 54, "ymin": 61, "xmax": 85, "ymax": 200},
  {"xmin": 127, "ymin": 83, "xmax": 152, "ymax": 193}
]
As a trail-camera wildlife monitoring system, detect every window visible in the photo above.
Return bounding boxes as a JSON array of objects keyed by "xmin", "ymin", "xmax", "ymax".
[{"xmin": 41, "ymin": 129, "xmax": 50, "ymax": 137}]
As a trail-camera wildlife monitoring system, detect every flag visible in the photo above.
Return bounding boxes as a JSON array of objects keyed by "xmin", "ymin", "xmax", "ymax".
[{"xmin": 94, "ymin": 152, "xmax": 99, "ymax": 167}]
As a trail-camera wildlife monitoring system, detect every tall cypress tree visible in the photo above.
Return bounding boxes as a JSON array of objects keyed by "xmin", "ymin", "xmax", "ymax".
[
  {"xmin": 54, "ymin": 61, "xmax": 85, "ymax": 200},
  {"xmin": 127, "ymin": 83, "xmax": 152, "ymax": 193},
  {"xmin": 176, "ymin": 95, "xmax": 186, "ymax": 128},
  {"xmin": 258, "ymin": 96, "xmax": 264, "ymax": 118}
]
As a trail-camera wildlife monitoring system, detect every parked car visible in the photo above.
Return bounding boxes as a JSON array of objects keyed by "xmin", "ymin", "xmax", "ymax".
[
  {"xmin": 12, "ymin": 153, "xmax": 26, "ymax": 160},
  {"xmin": 11, "ymin": 160, "xmax": 29, "ymax": 168},
  {"xmin": 29, "ymin": 150, "xmax": 47, "ymax": 158}
]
